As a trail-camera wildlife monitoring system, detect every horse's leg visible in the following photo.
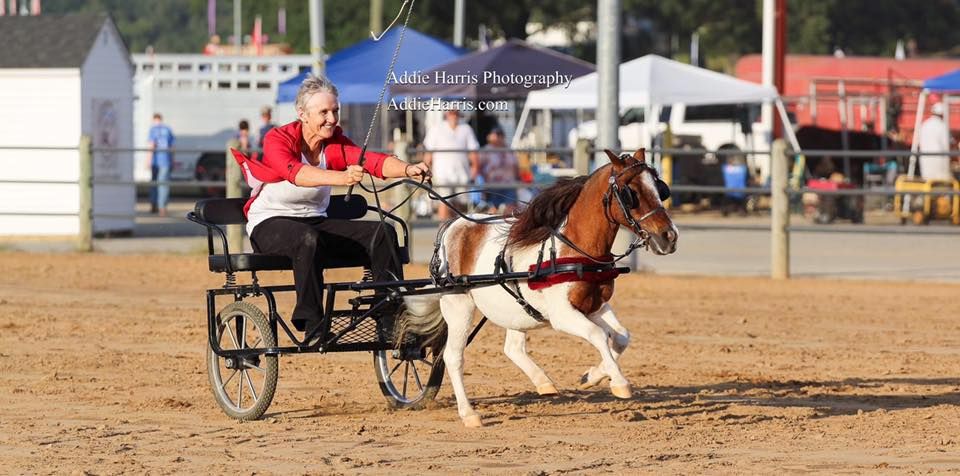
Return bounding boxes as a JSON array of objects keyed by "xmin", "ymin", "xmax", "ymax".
[
  {"xmin": 439, "ymin": 294, "xmax": 483, "ymax": 427},
  {"xmin": 503, "ymin": 328, "xmax": 558, "ymax": 395},
  {"xmin": 580, "ymin": 303, "xmax": 630, "ymax": 389},
  {"xmin": 545, "ymin": 299, "xmax": 632, "ymax": 399}
]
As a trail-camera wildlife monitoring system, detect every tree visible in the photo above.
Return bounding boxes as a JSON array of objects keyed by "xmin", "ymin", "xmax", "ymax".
[{"xmin": 39, "ymin": 0, "xmax": 960, "ymax": 65}]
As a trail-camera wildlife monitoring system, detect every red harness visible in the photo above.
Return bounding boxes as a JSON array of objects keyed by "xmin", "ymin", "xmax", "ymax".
[{"xmin": 526, "ymin": 255, "xmax": 624, "ymax": 290}]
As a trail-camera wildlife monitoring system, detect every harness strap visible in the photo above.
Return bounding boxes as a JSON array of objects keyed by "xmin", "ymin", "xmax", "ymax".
[
  {"xmin": 495, "ymin": 247, "xmax": 545, "ymax": 322},
  {"xmin": 429, "ymin": 219, "xmax": 458, "ymax": 287}
]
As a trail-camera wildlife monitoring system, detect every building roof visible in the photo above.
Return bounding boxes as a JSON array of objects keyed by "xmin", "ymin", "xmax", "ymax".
[{"xmin": 0, "ymin": 13, "xmax": 113, "ymax": 68}]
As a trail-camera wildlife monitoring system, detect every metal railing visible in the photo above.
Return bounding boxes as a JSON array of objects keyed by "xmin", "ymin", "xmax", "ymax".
[{"xmin": 2, "ymin": 137, "xmax": 959, "ymax": 279}]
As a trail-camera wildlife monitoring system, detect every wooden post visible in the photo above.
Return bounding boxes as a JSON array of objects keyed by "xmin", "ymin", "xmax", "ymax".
[
  {"xmin": 225, "ymin": 143, "xmax": 244, "ymax": 253},
  {"xmin": 660, "ymin": 125, "xmax": 673, "ymax": 209},
  {"xmin": 574, "ymin": 138, "xmax": 590, "ymax": 176},
  {"xmin": 770, "ymin": 139, "xmax": 790, "ymax": 279},
  {"xmin": 77, "ymin": 135, "xmax": 94, "ymax": 252}
]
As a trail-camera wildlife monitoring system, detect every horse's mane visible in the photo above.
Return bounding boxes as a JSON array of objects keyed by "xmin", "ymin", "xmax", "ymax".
[{"xmin": 507, "ymin": 175, "xmax": 592, "ymax": 248}]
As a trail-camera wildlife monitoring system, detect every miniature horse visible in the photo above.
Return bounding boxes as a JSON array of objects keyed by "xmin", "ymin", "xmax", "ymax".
[{"xmin": 404, "ymin": 149, "xmax": 678, "ymax": 427}]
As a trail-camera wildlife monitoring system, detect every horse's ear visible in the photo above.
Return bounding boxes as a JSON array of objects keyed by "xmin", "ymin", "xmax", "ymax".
[
  {"xmin": 604, "ymin": 149, "xmax": 625, "ymax": 169},
  {"xmin": 633, "ymin": 148, "xmax": 646, "ymax": 163}
]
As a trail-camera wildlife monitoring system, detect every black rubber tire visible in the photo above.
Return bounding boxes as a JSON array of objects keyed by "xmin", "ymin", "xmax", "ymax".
[
  {"xmin": 374, "ymin": 348, "xmax": 445, "ymax": 410},
  {"xmin": 207, "ymin": 301, "xmax": 278, "ymax": 420}
]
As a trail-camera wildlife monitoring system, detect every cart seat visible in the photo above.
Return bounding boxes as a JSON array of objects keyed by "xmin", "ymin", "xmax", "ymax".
[
  {"xmin": 189, "ymin": 195, "xmax": 407, "ymax": 274},
  {"xmin": 208, "ymin": 253, "xmax": 292, "ymax": 273}
]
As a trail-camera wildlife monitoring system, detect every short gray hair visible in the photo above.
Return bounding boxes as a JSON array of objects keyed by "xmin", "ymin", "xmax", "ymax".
[{"xmin": 295, "ymin": 73, "xmax": 339, "ymax": 112}]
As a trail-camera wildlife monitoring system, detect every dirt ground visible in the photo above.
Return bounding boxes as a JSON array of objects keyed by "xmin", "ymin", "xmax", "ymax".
[{"xmin": 1, "ymin": 252, "xmax": 959, "ymax": 474}]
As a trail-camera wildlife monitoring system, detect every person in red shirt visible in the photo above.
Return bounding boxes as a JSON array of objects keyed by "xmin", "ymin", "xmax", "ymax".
[{"xmin": 244, "ymin": 74, "xmax": 429, "ymax": 333}]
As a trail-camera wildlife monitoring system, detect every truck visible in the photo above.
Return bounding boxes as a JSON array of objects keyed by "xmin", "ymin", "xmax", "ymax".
[
  {"xmin": 132, "ymin": 53, "xmax": 313, "ymax": 190},
  {"xmin": 568, "ymin": 103, "xmax": 771, "ymax": 178}
]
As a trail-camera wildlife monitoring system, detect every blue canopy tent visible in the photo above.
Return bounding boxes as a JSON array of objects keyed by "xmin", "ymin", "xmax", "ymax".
[
  {"xmin": 923, "ymin": 69, "xmax": 960, "ymax": 91},
  {"xmin": 277, "ymin": 28, "xmax": 464, "ymax": 104},
  {"xmin": 907, "ymin": 68, "xmax": 960, "ymax": 175}
]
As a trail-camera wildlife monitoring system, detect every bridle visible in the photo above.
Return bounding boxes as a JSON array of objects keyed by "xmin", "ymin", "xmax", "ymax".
[{"xmin": 601, "ymin": 161, "xmax": 669, "ymax": 244}]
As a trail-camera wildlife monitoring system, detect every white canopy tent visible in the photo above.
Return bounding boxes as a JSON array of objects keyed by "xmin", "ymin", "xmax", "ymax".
[{"xmin": 513, "ymin": 54, "xmax": 800, "ymax": 152}]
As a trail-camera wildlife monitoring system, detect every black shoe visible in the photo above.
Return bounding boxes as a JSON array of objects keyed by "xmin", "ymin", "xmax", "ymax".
[{"xmin": 293, "ymin": 317, "xmax": 323, "ymax": 333}]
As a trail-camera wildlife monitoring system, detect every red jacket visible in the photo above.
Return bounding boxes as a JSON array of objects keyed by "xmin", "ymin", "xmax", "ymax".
[{"xmin": 230, "ymin": 121, "xmax": 390, "ymax": 216}]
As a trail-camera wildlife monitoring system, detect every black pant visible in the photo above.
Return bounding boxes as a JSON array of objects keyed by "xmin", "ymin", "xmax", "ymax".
[{"xmin": 250, "ymin": 216, "xmax": 403, "ymax": 330}]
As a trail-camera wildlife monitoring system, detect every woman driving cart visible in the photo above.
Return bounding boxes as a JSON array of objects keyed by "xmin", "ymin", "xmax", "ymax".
[{"xmin": 235, "ymin": 74, "xmax": 430, "ymax": 334}]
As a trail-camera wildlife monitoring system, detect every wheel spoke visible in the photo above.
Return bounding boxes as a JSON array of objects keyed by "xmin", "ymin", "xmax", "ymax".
[
  {"xmin": 220, "ymin": 369, "xmax": 239, "ymax": 389},
  {"xmin": 411, "ymin": 361, "xmax": 424, "ymax": 391},
  {"xmin": 389, "ymin": 361, "xmax": 403, "ymax": 378},
  {"xmin": 248, "ymin": 363, "xmax": 265, "ymax": 373},
  {"xmin": 402, "ymin": 361, "xmax": 409, "ymax": 397},
  {"xmin": 243, "ymin": 370, "xmax": 259, "ymax": 401},
  {"xmin": 237, "ymin": 317, "xmax": 246, "ymax": 348},
  {"xmin": 224, "ymin": 319, "xmax": 241, "ymax": 350},
  {"xmin": 237, "ymin": 370, "xmax": 244, "ymax": 408}
]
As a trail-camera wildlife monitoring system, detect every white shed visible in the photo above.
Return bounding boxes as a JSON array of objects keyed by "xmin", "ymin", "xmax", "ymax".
[{"xmin": 0, "ymin": 13, "xmax": 135, "ymax": 236}]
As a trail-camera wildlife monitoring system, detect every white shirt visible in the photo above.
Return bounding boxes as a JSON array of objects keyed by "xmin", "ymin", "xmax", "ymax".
[
  {"xmin": 918, "ymin": 115, "xmax": 952, "ymax": 181},
  {"xmin": 246, "ymin": 150, "xmax": 331, "ymax": 235},
  {"xmin": 423, "ymin": 121, "xmax": 478, "ymax": 185}
]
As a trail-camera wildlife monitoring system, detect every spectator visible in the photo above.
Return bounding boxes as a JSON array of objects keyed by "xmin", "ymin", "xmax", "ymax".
[
  {"xmin": 422, "ymin": 109, "xmax": 479, "ymax": 220},
  {"xmin": 480, "ymin": 127, "xmax": 519, "ymax": 214},
  {"xmin": 147, "ymin": 113, "xmax": 175, "ymax": 217},
  {"xmin": 918, "ymin": 102, "xmax": 952, "ymax": 181},
  {"xmin": 258, "ymin": 106, "xmax": 276, "ymax": 150},
  {"xmin": 236, "ymin": 119, "xmax": 252, "ymax": 153},
  {"xmin": 203, "ymin": 35, "xmax": 223, "ymax": 55}
]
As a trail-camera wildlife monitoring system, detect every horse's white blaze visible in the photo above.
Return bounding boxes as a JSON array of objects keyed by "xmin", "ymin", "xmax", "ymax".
[{"xmin": 640, "ymin": 172, "xmax": 679, "ymax": 255}]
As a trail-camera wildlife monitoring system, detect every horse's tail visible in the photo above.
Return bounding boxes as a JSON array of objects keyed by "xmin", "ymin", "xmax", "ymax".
[{"xmin": 396, "ymin": 292, "xmax": 447, "ymax": 351}]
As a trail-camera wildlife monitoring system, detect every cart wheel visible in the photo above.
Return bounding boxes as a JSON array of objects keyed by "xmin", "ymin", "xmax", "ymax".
[
  {"xmin": 207, "ymin": 301, "xmax": 278, "ymax": 420},
  {"xmin": 374, "ymin": 347, "xmax": 444, "ymax": 409}
]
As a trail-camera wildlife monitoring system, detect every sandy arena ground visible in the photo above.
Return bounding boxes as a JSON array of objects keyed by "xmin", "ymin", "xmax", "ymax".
[{"xmin": 1, "ymin": 252, "xmax": 959, "ymax": 474}]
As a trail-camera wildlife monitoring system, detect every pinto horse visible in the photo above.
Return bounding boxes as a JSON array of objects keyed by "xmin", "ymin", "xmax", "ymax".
[{"xmin": 403, "ymin": 149, "xmax": 678, "ymax": 427}]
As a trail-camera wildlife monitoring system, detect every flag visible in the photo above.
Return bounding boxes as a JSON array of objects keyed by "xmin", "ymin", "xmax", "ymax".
[
  {"xmin": 30, "ymin": 0, "xmax": 39, "ymax": 15},
  {"xmin": 207, "ymin": 0, "xmax": 216, "ymax": 37},
  {"xmin": 277, "ymin": 7, "xmax": 286, "ymax": 34},
  {"xmin": 253, "ymin": 15, "xmax": 263, "ymax": 55}
]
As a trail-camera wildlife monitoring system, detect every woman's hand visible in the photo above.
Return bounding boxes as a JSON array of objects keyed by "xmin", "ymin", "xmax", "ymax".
[
  {"xmin": 405, "ymin": 162, "xmax": 431, "ymax": 178},
  {"xmin": 342, "ymin": 164, "xmax": 364, "ymax": 185}
]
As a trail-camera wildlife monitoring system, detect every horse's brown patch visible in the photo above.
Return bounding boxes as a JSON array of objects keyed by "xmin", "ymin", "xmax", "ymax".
[
  {"xmin": 560, "ymin": 166, "xmax": 620, "ymax": 260},
  {"xmin": 446, "ymin": 222, "xmax": 487, "ymax": 276},
  {"xmin": 568, "ymin": 281, "xmax": 615, "ymax": 315}
]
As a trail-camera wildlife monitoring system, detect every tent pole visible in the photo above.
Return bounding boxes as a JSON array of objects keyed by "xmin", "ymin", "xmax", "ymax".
[
  {"xmin": 596, "ymin": 0, "xmax": 621, "ymax": 165},
  {"xmin": 908, "ymin": 89, "xmax": 928, "ymax": 177},
  {"xmin": 511, "ymin": 103, "xmax": 531, "ymax": 148},
  {"xmin": 774, "ymin": 98, "xmax": 800, "ymax": 152},
  {"xmin": 309, "ymin": 0, "xmax": 325, "ymax": 74}
]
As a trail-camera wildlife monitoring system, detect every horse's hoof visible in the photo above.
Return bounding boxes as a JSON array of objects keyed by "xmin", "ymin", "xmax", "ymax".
[
  {"xmin": 578, "ymin": 371, "xmax": 608, "ymax": 390},
  {"xmin": 461, "ymin": 414, "xmax": 483, "ymax": 428},
  {"xmin": 610, "ymin": 384, "xmax": 633, "ymax": 399},
  {"xmin": 537, "ymin": 383, "xmax": 559, "ymax": 395}
]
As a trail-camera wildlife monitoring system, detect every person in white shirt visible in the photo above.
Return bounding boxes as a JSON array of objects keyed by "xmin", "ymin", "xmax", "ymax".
[
  {"xmin": 918, "ymin": 102, "xmax": 953, "ymax": 181},
  {"xmin": 422, "ymin": 109, "xmax": 480, "ymax": 220}
]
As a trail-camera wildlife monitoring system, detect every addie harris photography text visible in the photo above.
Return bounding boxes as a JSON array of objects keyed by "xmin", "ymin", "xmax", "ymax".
[{"xmin": 389, "ymin": 70, "xmax": 575, "ymax": 89}]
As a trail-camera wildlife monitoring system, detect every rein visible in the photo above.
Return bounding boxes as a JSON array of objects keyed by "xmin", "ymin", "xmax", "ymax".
[{"xmin": 346, "ymin": 0, "xmax": 415, "ymax": 203}]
